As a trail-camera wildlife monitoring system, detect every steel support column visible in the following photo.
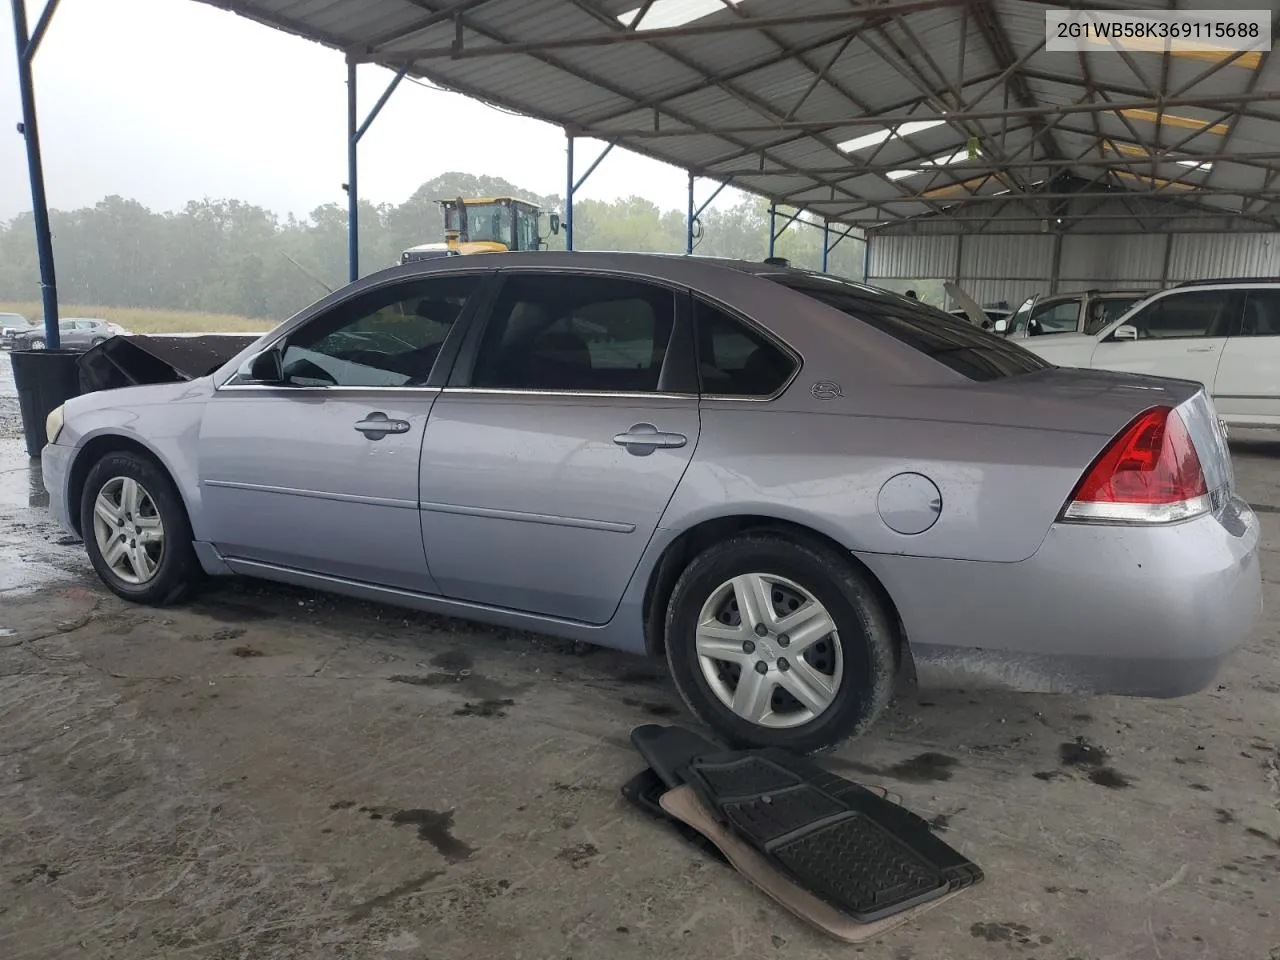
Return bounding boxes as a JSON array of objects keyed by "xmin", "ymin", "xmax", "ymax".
[
  {"xmin": 821, "ymin": 221, "xmax": 829, "ymax": 273},
  {"xmin": 686, "ymin": 177, "xmax": 730, "ymax": 256},
  {"xmin": 346, "ymin": 59, "xmax": 358, "ymax": 282},
  {"xmin": 768, "ymin": 204, "xmax": 776, "ymax": 258},
  {"xmin": 564, "ymin": 134, "xmax": 574, "ymax": 251},
  {"xmin": 346, "ymin": 61, "xmax": 406, "ymax": 282},
  {"xmin": 11, "ymin": 0, "xmax": 62, "ymax": 346},
  {"xmin": 564, "ymin": 139, "xmax": 613, "ymax": 253},
  {"xmin": 686, "ymin": 172, "xmax": 695, "ymax": 255}
]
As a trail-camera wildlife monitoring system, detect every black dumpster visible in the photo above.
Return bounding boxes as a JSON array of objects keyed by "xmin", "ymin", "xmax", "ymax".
[{"xmin": 11, "ymin": 349, "xmax": 83, "ymax": 459}]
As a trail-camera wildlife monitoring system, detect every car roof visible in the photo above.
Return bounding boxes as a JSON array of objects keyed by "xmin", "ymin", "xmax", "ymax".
[{"xmin": 1174, "ymin": 277, "xmax": 1280, "ymax": 287}]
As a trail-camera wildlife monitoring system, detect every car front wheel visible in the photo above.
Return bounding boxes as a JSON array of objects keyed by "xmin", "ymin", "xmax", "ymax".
[
  {"xmin": 664, "ymin": 532, "xmax": 896, "ymax": 754},
  {"xmin": 80, "ymin": 450, "xmax": 201, "ymax": 605},
  {"xmin": 28, "ymin": 338, "xmax": 45, "ymax": 350}
]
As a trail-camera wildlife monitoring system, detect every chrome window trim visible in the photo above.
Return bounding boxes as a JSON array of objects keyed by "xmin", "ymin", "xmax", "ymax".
[
  {"xmin": 215, "ymin": 384, "xmax": 442, "ymax": 395},
  {"xmin": 442, "ymin": 387, "xmax": 698, "ymax": 401}
]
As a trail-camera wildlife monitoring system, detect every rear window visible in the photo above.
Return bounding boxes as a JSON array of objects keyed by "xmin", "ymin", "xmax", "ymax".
[{"xmin": 765, "ymin": 274, "xmax": 1051, "ymax": 381}]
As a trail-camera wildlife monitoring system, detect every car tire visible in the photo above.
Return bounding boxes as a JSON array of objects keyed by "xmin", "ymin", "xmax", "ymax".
[
  {"xmin": 28, "ymin": 338, "xmax": 45, "ymax": 350},
  {"xmin": 90, "ymin": 337, "xmax": 106, "ymax": 346},
  {"xmin": 664, "ymin": 532, "xmax": 895, "ymax": 754},
  {"xmin": 80, "ymin": 449, "xmax": 201, "ymax": 605}
]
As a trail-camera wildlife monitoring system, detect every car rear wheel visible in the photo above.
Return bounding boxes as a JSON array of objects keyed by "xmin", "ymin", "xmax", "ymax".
[
  {"xmin": 664, "ymin": 532, "xmax": 895, "ymax": 753},
  {"xmin": 90, "ymin": 337, "xmax": 106, "ymax": 346},
  {"xmin": 80, "ymin": 450, "xmax": 201, "ymax": 605}
]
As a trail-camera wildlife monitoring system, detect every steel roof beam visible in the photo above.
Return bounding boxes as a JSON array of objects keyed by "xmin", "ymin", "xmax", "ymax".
[{"xmin": 367, "ymin": 0, "xmax": 967, "ymax": 60}]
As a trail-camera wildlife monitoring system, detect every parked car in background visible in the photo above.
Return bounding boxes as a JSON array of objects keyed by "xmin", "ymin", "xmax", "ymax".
[
  {"xmin": 39, "ymin": 254, "xmax": 1259, "ymax": 752},
  {"xmin": 10, "ymin": 317, "xmax": 113, "ymax": 351},
  {"xmin": 1022, "ymin": 280, "xmax": 1280, "ymax": 431},
  {"xmin": 1, "ymin": 312, "xmax": 35, "ymax": 349},
  {"xmin": 1004, "ymin": 290, "xmax": 1150, "ymax": 338}
]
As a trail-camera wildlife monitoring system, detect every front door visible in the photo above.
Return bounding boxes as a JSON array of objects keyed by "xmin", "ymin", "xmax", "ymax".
[
  {"xmin": 420, "ymin": 271, "xmax": 700, "ymax": 624},
  {"xmin": 198, "ymin": 273, "xmax": 485, "ymax": 590},
  {"xmin": 1089, "ymin": 289, "xmax": 1239, "ymax": 391}
]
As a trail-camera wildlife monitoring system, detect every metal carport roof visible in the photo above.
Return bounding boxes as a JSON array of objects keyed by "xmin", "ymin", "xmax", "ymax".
[{"xmin": 194, "ymin": 0, "xmax": 1280, "ymax": 231}]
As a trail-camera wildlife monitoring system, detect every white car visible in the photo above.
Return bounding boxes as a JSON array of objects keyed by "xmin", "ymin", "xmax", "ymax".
[{"xmin": 1022, "ymin": 280, "xmax": 1280, "ymax": 430}]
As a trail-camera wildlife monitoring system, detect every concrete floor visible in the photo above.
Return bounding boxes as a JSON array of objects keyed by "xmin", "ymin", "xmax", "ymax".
[{"xmin": 1, "ymin": 360, "xmax": 1278, "ymax": 960}]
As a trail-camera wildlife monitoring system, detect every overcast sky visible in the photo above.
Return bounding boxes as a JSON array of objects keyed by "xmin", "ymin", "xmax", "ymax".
[{"xmin": 1, "ymin": 0, "xmax": 744, "ymax": 222}]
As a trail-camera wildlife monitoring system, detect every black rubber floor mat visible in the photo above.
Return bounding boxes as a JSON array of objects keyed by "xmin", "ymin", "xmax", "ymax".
[
  {"xmin": 629, "ymin": 723, "xmax": 726, "ymax": 789},
  {"xmin": 621, "ymin": 768, "xmax": 728, "ymax": 865},
  {"xmin": 684, "ymin": 750, "xmax": 983, "ymax": 924}
]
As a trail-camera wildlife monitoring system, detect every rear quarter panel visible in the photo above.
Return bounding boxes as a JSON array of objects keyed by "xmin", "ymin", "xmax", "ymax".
[{"xmin": 668, "ymin": 394, "xmax": 1113, "ymax": 563}]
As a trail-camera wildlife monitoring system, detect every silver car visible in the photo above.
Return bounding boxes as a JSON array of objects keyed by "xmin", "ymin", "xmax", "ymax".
[
  {"xmin": 13, "ymin": 317, "xmax": 112, "ymax": 351},
  {"xmin": 40, "ymin": 254, "xmax": 1261, "ymax": 751}
]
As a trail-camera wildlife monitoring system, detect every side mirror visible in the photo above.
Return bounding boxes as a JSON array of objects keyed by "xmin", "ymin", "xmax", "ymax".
[
  {"xmin": 993, "ymin": 318, "xmax": 1009, "ymax": 334},
  {"xmin": 1112, "ymin": 324, "xmax": 1138, "ymax": 342},
  {"xmin": 237, "ymin": 347, "xmax": 284, "ymax": 384},
  {"xmin": 548, "ymin": 212, "xmax": 561, "ymax": 235}
]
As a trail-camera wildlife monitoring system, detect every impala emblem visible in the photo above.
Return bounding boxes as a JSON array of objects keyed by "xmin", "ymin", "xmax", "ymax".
[{"xmin": 810, "ymin": 380, "xmax": 844, "ymax": 401}]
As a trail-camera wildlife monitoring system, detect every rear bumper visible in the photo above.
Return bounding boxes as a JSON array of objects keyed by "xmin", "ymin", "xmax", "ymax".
[{"xmin": 859, "ymin": 496, "xmax": 1261, "ymax": 697}]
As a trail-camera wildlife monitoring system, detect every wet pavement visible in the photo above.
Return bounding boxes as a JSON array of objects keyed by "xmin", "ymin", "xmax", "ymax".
[{"xmin": 1, "ymin": 368, "xmax": 1278, "ymax": 959}]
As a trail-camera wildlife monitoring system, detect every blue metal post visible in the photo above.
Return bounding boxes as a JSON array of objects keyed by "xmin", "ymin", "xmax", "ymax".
[
  {"xmin": 346, "ymin": 58, "xmax": 358, "ymax": 283},
  {"xmin": 564, "ymin": 134, "xmax": 574, "ymax": 252},
  {"xmin": 767, "ymin": 204, "xmax": 776, "ymax": 259},
  {"xmin": 686, "ymin": 172, "xmax": 695, "ymax": 255},
  {"xmin": 11, "ymin": 0, "xmax": 61, "ymax": 347},
  {"xmin": 821, "ymin": 220, "xmax": 829, "ymax": 273},
  {"xmin": 862, "ymin": 236, "xmax": 871, "ymax": 282}
]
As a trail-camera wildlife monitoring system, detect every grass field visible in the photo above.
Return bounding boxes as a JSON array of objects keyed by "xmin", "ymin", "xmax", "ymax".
[{"xmin": 0, "ymin": 302, "xmax": 273, "ymax": 335}]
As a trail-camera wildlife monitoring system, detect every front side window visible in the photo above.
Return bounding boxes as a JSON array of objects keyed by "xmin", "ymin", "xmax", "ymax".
[
  {"xmin": 1029, "ymin": 299, "xmax": 1082, "ymax": 335},
  {"xmin": 1087, "ymin": 296, "xmax": 1144, "ymax": 334},
  {"xmin": 1125, "ymin": 290, "xmax": 1234, "ymax": 340},
  {"xmin": 470, "ymin": 274, "xmax": 675, "ymax": 392},
  {"xmin": 694, "ymin": 299, "xmax": 796, "ymax": 397},
  {"xmin": 279, "ymin": 274, "xmax": 480, "ymax": 387}
]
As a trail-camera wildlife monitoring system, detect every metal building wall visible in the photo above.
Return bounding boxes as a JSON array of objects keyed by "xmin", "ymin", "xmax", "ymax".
[{"xmin": 867, "ymin": 196, "xmax": 1280, "ymax": 308}]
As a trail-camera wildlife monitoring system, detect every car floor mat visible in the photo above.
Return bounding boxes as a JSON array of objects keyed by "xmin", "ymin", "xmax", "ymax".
[
  {"xmin": 629, "ymin": 723, "xmax": 724, "ymax": 789},
  {"xmin": 622, "ymin": 767, "xmax": 729, "ymax": 865},
  {"xmin": 660, "ymin": 785, "xmax": 960, "ymax": 944},
  {"xmin": 622, "ymin": 766, "xmax": 905, "ymax": 868},
  {"xmin": 682, "ymin": 749, "xmax": 983, "ymax": 924}
]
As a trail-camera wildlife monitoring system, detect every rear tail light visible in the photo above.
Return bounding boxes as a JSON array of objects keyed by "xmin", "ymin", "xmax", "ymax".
[{"xmin": 1062, "ymin": 406, "xmax": 1211, "ymax": 524}]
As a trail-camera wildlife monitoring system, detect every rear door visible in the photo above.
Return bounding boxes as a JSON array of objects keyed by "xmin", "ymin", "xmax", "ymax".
[
  {"xmin": 1088, "ymin": 289, "xmax": 1239, "ymax": 390},
  {"xmin": 1213, "ymin": 287, "xmax": 1280, "ymax": 427},
  {"xmin": 419, "ymin": 270, "xmax": 700, "ymax": 624}
]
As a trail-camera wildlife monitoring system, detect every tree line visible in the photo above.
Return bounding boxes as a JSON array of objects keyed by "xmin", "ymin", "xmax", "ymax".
[{"xmin": 0, "ymin": 172, "xmax": 867, "ymax": 322}]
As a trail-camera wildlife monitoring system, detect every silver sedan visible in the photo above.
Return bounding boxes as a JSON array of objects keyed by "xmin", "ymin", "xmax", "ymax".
[{"xmin": 40, "ymin": 253, "xmax": 1261, "ymax": 752}]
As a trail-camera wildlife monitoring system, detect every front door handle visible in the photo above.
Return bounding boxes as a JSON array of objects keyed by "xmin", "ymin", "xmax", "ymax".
[
  {"xmin": 1187, "ymin": 345, "xmax": 1216, "ymax": 353},
  {"xmin": 354, "ymin": 412, "xmax": 411, "ymax": 439},
  {"xmin": 613, "ymin": 422, "xmax": 687, "ymax": 456}
]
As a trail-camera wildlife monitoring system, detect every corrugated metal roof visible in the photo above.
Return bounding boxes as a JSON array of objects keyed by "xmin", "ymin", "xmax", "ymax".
[{"xmin": 190, "ymin": 0, "xmax": 1280, "ymax": 231}]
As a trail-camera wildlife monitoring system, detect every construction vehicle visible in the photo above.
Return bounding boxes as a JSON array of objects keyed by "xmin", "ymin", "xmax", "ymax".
[{"xmin": 400, "ymin": 197, "xmax": 560, "ymax": 264}]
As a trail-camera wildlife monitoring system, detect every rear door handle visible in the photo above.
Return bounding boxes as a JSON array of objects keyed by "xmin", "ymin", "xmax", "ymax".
[
  {"xmin": 354, "ymin": 412, "xmax": 411, "ymax": 439},
  {"xmin": 613, "ymin": 422, "xmax": 687, "ymax": 455},
  {"xmin": 1187, "ymin": 345, "xmax": 1216, "ymax": 353}
]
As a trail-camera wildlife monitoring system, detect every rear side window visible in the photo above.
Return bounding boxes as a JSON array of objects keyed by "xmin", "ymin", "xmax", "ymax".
[
  {"xmin": 694, "ymin": 300, "xmax": 796, "ymax": 397},
  {"xmin": 766, "ymin": 274, "xmax": 1050, "ymax": 381}
]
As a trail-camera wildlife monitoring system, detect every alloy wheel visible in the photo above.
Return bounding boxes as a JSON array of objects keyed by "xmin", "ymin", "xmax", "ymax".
[{"xmin": 92, "ymin": 477, "xmax": 165, "ymax": 585}]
